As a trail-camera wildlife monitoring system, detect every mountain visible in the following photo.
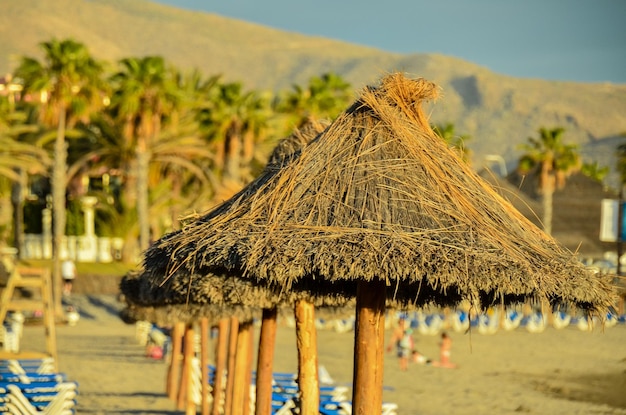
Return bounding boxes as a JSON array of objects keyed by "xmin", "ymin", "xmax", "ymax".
[
  {"xmin": 2, "ymin": 1, "xmax": 625, "ymax": 179},
  {"xmin": 1, "ymin": 0, "xmax": 625, "ymax": 257}
]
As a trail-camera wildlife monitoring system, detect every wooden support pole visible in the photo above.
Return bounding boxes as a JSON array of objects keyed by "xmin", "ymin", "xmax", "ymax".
[
  {"xmin": 212, "ymin": 318, "xmax": 229, "ymax": 415},
  {"xmin": 201, "ymin": 318, "xmax": 210, "ymax": 415},
  {"xmin": 295, "ymin": 299, "xmax": 319, "ymax": 415},
  {"xmin": 167, "ymin": 321, "xmax": 185, "ymax": 400},
  {"xmin": 224, "ymin": 317, "xmax": 239, "ymax": 415},
  {"xmin": 186, "ymin": 324, "xmax": 198, "ymax": 415},
  {"xmin": 243, "ymin": 323, "xmax": 254, "ymax": 415},
  {"xmin": 39, "ymin": 268, "xmax": 57, "ymax": 369},
  {"xmin": 178, "ymin": 324, "xmax": 195, "ymax": 411},
  {"xmin": 255, "ymin": 307, "xmax": 277, "ymax": 415},
  {"xmin": 231, "ymin": 322, "xmax": 252, "ymax": 415},
  {"xmin": 352, "ymin": 280, "xmax": 386, "ymax": 415},
  {"xmin": 541, "ymin": 298, "xmax": 554, "ymax": 327}
]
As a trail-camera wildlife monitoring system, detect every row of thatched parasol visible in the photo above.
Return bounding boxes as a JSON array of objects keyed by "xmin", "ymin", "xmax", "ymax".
[{"xmin": 120, "ymin": 73, "xmax": 616, "ymax": 415}]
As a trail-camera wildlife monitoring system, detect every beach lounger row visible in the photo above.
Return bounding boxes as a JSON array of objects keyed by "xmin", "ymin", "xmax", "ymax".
[
  {"xmin": 202, "ymin": 363, "xmax": 397, "ymax": 415},
  {"xmin": 404, "ymin": 310, "xmax": 626, "ymax": 335},
  {"xmin": 269, "ymin": 389, "xmax": 398, "ymax": 415},
  {"xmin": 0, "ymin": 380, "xmax": 77, "ymax": 414},
  {"xmin": 280, "ymin": 316, "xmax": 357, "ymax": 333},
  {"xmin": 0, "ymin": 360, "xmax": 78, "ymax": 414},
  {"xmin": 0, "ymin": 359, "xmax": 56, "ymax": 375}
]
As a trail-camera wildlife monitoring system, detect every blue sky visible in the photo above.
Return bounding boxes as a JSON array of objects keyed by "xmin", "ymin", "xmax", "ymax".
[{"xmin": 155, "ymin": 0, "xmax": 626, "ymax": 84}]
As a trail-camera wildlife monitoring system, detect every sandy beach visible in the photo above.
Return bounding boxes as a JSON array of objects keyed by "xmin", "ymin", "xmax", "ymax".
[{"xmin": 11, "ymin": 295, "xmax": 626, "ymax": 414}]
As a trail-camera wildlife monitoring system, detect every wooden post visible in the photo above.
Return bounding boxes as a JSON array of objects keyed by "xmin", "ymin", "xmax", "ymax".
[
  {"xmin": 178, "ymin": 324, "xmax": 195, "ymax": 411},
  {"xmin": 39, "ymin": 268, "xmax": 57, "ymax": 368},
  {"xmin": 201, "ymin": 318, "xmax": 210, "ymax": 415},
  {"xmin": 212, "ymin": 318, "xmax": 229, "ymax": 415},
  {"xmin": 295, "ymin": 299, "xmax": 319, "ymax": 415},
  {"xmin": 352, "ymin": 280, "xmax": 386, "ymax": 415},
  {"xmin": 232, "ymin": 322, "xmax": 252, "ymax": 415},
  {"xmin": 255, "ymin": 307, "xmax": 277, "ymax": 415},
  {"xmin": 186, "ymin": 324, "xmax": 198, "ymax": 415},
  {"xmin": 243, "ymin": 323, "xmax": 254, "ymax": 415},
  {"xmin": 167, "ymin": 321, "xmax": 185, "ymax": 400},
  {"xmin": 224, "ymin": 317, "xmax": 239, "ymax": 415},
  {"xmin": 541, "ymin": 298, "xmax": 554, "ymax": 327}
]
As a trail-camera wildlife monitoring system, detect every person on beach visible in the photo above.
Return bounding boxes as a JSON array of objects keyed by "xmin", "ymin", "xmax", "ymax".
[
  {"xmin": 412, "ymin": 349, "xmax": 432, "ymax": 365},
  {"xmin": 62, "ymin": 258, "xmax": 77, "ymax": 296},
  {"xmin": 387, "ymin": 317, "xmax": 413, "ymax": 370},
  {"xmin": 432, "ymin": 331, "xmax": 457, "ymax": 368}
]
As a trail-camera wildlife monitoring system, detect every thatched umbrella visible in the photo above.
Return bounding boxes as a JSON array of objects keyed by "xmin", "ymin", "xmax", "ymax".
[
  {"xmin": 125, "ymin": 119, "xmax": 355, "ymax": 415},
  {"xmin": 142, "ymin": 73, "xmax": 616, "ymax": 415},
  {"xmin": 125, "ymin": 269, "xmax": 355, "ymax": 414},
  {"xmin": 121, "ymin": 271, "xmax": 262, "ymax": 415}
]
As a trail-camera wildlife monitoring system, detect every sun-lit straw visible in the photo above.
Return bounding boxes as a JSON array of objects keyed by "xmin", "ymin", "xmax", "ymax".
[{"xmin": 140, "ymin": 73, "xmax": 614, "ymax": 314}]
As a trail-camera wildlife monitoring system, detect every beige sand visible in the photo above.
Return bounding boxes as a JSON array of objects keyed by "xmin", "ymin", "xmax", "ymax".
[{"xmin": 12, "ymin": 295, "xmax": 626, "ymax": 414}]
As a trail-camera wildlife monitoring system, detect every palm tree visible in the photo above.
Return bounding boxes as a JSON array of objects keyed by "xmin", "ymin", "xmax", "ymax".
[
  {"xmin": 14, "ymin": 38, "xmax": 105, "ymax": 312},
  {"xmin": 108, "ymin": 56, "xmax": 181, "ymax": 254},
  {"xmin": 275, "ymin": 72, "xmax": 352, "ymax": 130},
  {"xmin": 0, "ymin": 95, "xmax": 51, "ymax": 250},
  {"xmin": 0, "ymin": 95, "xmax": 50, "ymax": 182},
  {"xmin": 198, "ymin": 81, "xmax": 272, "ymax": 196},
  {"xmin": 517, "ymin": 127, "xmax": 581, "ymax": 235},
  {"xmin": 68, "ymin": 82, "xmax": 216, "ymax": 257}
]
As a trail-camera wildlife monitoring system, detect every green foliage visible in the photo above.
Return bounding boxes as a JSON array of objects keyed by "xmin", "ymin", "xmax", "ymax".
[
  {"xmin": 274, "ymin": 72, "xmax": 352, "ymax": 131},
  {"xmin": 580, "ymin": 161, "xmax": 609, "ymax": 183},
  {"xmin": 14, "ymin": 38, "xmax": 107, "ymax": 128},
  {"xmin": 0, "ymin": 95, "xmax": 50, "ymax": 181},
  {"xmin": 94, "ymin": 195, "xmax": 137, "ymax": 239},
  {"xmin": 432, "ymin": 123, "xmax": 471, "ymax": 162},
  {"xmin": 65, "ymin": 198, "xmax": 85, "ymax": 236},
  {"xmin": 23, "ymin": 200, "xmax": 44, "ymax": 234}
]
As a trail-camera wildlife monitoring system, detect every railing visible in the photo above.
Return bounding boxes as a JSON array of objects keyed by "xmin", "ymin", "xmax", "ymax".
[{"xmin": 20, "ymin": 234, "xmax": 124, "ymax": 263}]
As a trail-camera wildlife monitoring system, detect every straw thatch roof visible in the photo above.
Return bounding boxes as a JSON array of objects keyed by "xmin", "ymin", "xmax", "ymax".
[
  {"xmin": 119, "ymin": 271, "xmax": 262, "ymax": 326},
  {"xmin": 120, "ymin": 302, "xmax": 259, "ymax": 327},
  {"xmin": 142, "ymin": 73, "xmax": 615, "ymax": 314},
  {"xmin": 120, "ymin": 271, "xmax": 269, "ymax": 326},
  {"xmin": 121, "ymin": 266, "xmax": 352, "ymax": 310},
  {"xmin": 121, "ymin": 119, "xmax": 356, "ymax": 324},
  {"xmin": 265, "ymin": 119, "xmax": 329, "ymax": 170}
]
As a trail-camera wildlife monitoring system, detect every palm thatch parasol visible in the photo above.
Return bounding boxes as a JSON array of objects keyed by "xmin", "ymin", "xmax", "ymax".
[
  {"xmin": 121, "ymin": 270, "xmax": 265, "ymax": 415},
  {"xmin": 120, "ymin": 270, "xmax": 263, "ymax": 325},
  {"xmin": 124, "ymin": 119, "xmax": 355, "ymax": 415},
  {"xmin": 141, "ymin": 73, "xmax": 616, "ymax": 415}
]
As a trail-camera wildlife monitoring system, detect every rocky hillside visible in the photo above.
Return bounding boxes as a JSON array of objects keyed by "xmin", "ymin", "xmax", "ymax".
[{"xmin": 2, "ymin": 0, "xmax": 625, "ymax": 183}]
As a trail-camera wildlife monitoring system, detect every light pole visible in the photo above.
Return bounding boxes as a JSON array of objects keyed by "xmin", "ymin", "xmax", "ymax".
[{"xmin": 618, "ymin": 186, "xmax": 624, "ymax": 276}]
